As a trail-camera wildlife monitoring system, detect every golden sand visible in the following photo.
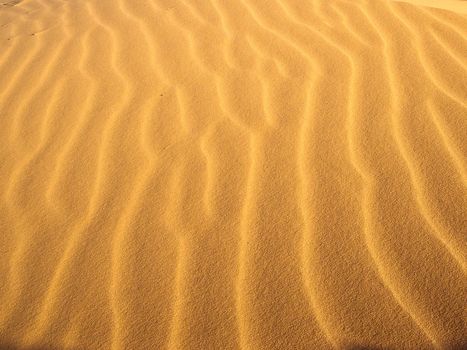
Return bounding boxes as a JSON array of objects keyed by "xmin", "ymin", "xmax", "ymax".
[{"xmin": 0, "ymin": 0, "xmax": 466, "ymax": 349}]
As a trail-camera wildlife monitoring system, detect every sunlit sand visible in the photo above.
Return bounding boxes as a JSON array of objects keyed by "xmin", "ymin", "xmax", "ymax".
[{"xmin": 0, "ymin": 0, "xmax": 466, "ymax": 349}]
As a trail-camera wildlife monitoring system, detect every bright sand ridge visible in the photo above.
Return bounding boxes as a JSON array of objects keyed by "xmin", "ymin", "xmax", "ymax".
[{"xmin": 0, "ymin": 0, "xmax": 466, "ymax": 349}]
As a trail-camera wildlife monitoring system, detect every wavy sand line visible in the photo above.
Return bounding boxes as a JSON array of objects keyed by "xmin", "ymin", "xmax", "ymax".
[
  {"xmin": 84, "ymin": 2, "xmax": 137, "ymax": 348},
  {"xmin": 0, "ymin": 217, "xmax": 28, "ymax": 331},
  {"xmin": 19, "ymin": 21, "xmax": 106, "ymax": 346},
  {"xmin": 393, "ymin": 0, "xmax": 467, "ymax": 14},
  {"xmin": 394, "ymin": 4, "xmax": 467, "ymax": 109},
  {"xmin": 254, "ymin": 1, "xmax": 434, "ymax": 346},
  {"xmin": 427, "ymin": 101, "xmax": 467, "ymax": 186},
  {"xmin": 385, "ymin": 0, "xmax": 466, "ymax": 270},
  {"xmin": 0, "ymin": 6, "xmax": 45, "ymax": 144},
  {"xmin": 167, "ymin": 236, "xmax": 187, "ymax": 350},
  {"xmin": 230, "ymin": 3, "xmax": 347, "ymax": 348},
  {"xmin": 4, "ymin": 4, "xmax": 71, "ymax": 202},
  {"xmin": 43, "ymin": 27, "xmax": 96, "ymax": 207},
  {"xmin": 19, "ymin": 0, "xmax": 136, "ymax": 345},
  {"xmin": 0, "ymin": 0, "xmax": 70, "ymax": 335},
  {"xmin": 361, "ymin": 1, "xmax": 466, "ymax": 344},
  {"xmin": 235, "ymin": 134, "xmax": 261, "ymax": 350},
  {"xmin": 297, "ymin": 86, "xmax": 337, "ymax": 348},
  {"xmin": 340, "ymin": 10, "xmax": 438, "ymax": 344},
  {"xmin": 95, "ymin": 1, "xmax": 165, "ymax": 348},
  {"xmin": 269, "ymin": 5, "xmax": 367, "ymax": 346},
  {"xmin": 429, "ymin": 29, "xmax": 467, "ymax": 73},
  {"xmin": 0, "ymin": 0, "xmax": 466, "ymax": 348},
  {"xmin": 165, "ymin": 164, "xmax": 188, "ymax": 350},
  {"xmin": 424, "ymin": 6, "xmax": 467, "ymax": 37}
]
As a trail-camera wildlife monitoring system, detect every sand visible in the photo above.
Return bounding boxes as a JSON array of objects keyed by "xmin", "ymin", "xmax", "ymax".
[{"xmin": 0, "ymin": 0, "xmax": 466, "ymax": 349}]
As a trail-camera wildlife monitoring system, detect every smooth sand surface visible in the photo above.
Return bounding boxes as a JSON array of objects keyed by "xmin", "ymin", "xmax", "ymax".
[{"xmin": 0, "ymin": 0, "xmax": 466, "ymax": 349}]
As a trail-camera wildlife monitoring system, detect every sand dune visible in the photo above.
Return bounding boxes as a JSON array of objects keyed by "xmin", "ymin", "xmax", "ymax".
[{"xmin": 0, "ymin": 0, "xmax": 466, "ymax": 349}]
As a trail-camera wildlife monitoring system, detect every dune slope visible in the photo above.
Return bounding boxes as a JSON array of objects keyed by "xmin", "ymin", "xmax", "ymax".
[{"xmin": 0, "ymin": 0, "xmax": 466, "ymax": 349}]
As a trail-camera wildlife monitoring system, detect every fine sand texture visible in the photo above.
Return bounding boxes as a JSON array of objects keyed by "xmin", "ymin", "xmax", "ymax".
[{"xmin": 0, "ymin": 0, "xmax": 466, "ymax": 349}]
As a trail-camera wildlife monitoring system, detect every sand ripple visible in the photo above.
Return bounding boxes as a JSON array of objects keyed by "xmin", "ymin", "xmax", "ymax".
[{"xmin": 0, "ymin": 0, "xmax": 466, "ymax": 349}]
